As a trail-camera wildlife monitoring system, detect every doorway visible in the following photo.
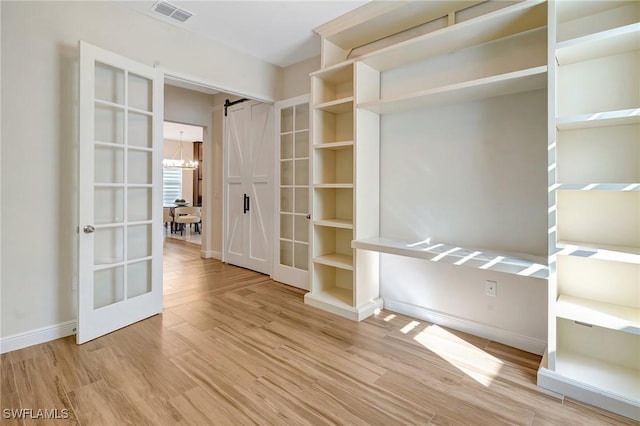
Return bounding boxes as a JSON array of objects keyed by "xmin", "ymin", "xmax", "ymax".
[{"xmin": 163, "ymin": 121, "xmax": 204, "ymax": 247}]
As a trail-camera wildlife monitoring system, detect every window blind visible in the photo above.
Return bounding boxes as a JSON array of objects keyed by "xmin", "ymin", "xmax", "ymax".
[{"xmin": 163, "ymin": 168, "xmax": 182, "ymax": 205}]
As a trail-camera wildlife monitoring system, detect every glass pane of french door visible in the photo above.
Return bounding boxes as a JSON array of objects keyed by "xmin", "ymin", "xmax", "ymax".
[
  {"xmin": 279, "ymin": 102, "xmax": 310, "ymax": 271},
  {"xmin": 93, "ymin": 61, "xmax": 154, "ymax": 309}
]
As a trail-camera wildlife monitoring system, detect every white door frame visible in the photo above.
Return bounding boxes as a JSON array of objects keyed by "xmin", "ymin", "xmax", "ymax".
[{"xmin": 163, "ymin": 71, "xmax": 273, "ymax": 262}]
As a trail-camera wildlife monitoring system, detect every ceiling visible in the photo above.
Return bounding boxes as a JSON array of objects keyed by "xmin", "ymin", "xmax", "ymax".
[
  {"xmin": 164, "ymin": 121, "xmax": 204, "ymax": 142},
  {"xmin": 117, "ymin": 0, "xmax": 369, "ymax": 67}
]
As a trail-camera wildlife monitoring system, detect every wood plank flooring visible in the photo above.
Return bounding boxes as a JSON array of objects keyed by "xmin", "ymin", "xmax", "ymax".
[{"xmin": 1, "ymin": 239, "xmax": 637, "ymax": 425}]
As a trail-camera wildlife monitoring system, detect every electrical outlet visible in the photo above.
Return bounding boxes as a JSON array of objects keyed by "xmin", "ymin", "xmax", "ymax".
[{"xmin": 485, "ymin": 280, "xmax": 497, "ymax": 297}]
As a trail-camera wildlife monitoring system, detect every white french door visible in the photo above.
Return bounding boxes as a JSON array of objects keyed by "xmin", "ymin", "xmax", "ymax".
[
  {"xmin": 272, "ymin": 95, "xmax": 311, "ymax": 290},
  {"xmin": 223, "ymin": 100, "xmax": 274, "ymax": 275},
  {"xmin": 77, "ymin": 41, "xmax": 163, "ymax": 344}
]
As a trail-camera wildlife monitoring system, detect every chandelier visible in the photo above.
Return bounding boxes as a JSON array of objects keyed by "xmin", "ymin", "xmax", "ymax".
[{"xmin": 163, "ymin": 131, "xmax": 198, "ymax": 170}]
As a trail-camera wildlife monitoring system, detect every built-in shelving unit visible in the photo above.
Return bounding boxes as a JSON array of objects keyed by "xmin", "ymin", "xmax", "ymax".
[
  {"xmin": 537, "ymin": 1, "xmax": 640, "ymax": 421},
  {"xmin": 350, "ymin": 0, "xmax": 549, "ymax": 296},
  {"xmin": 308, "ymin": 0, "xmax": 640, "ymax": 420},
  {"xmin": 306, "ymin": 0, "xmax": 639, "ymax": 420},
  {"xmin": 305, "ymin": 61, "xmax": 383, "ymax": 321},
  {"xmin": 307, "ymin": 1, "xmax": 549, "ymax": 321}
]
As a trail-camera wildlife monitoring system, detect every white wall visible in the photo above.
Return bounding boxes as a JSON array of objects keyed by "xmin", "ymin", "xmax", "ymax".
[
  {"xmin": 380, "ymin": 256, "xmax": 548, "ymax": 353},
  {"xmin": 280, "ymin": 56, "xmax": 319, "ymax": 100},
  {"xmin": 380, "ymin": 90, "xmax": 548, "ymax": 256},
  {"xmin": 0, "ymin": 1, "xmax": 279, "ymax": 339},
  {"xmin": 378, "ymin": 88, "xmax": 548, "ymax": 351}
]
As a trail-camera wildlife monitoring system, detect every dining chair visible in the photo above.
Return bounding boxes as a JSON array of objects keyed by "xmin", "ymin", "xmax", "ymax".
[{"xmin": 174, "ymin": 206, "xmax": 201, "ymax": 235}]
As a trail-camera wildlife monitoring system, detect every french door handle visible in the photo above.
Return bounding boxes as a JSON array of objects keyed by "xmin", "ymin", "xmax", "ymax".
[
  {"xmin": 83, "ymin": 225, "xmax": 96, "ymax": 234},
  {"xmin": 243, "ymin": 194, "xmax": 250, "ymax": 214}
]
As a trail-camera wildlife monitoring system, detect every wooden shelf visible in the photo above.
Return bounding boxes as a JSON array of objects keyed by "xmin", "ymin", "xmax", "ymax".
[
  {"xmin": 556, "ymin": 109, "xmax": 640, "ymax": 130},
  {"xmin": 353, "ymin": 237, "xmax": 548, "ymax": 278},
  {"xmin": 313, "ymin": 219, "xmax": 353, "ymax": 229},
  {"xmin": 315, "ymin": 97, "xmax": 353, "ymax": 114},
  {"xmin": 310, "ymin": 62, "xmax": 354, "ymax": 82},
  {"xmin": 556, "ymin": 23, "xmax": 640, "ymax": 66},
  {"xmin": 556, "ymin": 295, "xmax": 640, "ymax": 335},
  {"xmin": 553, "ymin": 183, "xmax": 640, "ymax": 192},
  {"xmin": 316, "ymin": 287, "xmax": 352, "ymax": 306},
  {"xmin": 556, "ymin": 240, "xmax": 640, "ymax": 263},
  {"xmin": 358, "ymin": 0, "xmax": 546, "ymax": 72},
  {"xmin": 313, "ymin": 254, "xmax": 353, "ymax": 270},
  {"xmin": 314, "ymin": 141, "xmax": 354, "ymax": 150},
  {"xmin": 305, "ymin": 288, "xmax": 353, "ymax": 312},
  {"xmin": 314, "ymin": 183, "xmax": 353, "ymax": 189},
  {"xmin": 359, "ymin": 66, "xmax": 547, "ymax": 115},
  {"xmin": 555, "ymin": 350, "xmax": 640, "ymax": 404}
]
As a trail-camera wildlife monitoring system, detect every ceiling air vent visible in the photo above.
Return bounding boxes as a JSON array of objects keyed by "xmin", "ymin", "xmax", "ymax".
[
  {"xmin": 151, "ymin": 1, "xmax": 193, "ymax": 23},
  {"xmin": 171, "ymin": 8, "xmax": 192, "ymax": 23}
]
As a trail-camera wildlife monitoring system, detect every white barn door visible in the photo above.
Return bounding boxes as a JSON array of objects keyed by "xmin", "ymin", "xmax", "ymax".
[{"xmin": 223, "ymin": 100, "xmax": 274, "ymax": 275}]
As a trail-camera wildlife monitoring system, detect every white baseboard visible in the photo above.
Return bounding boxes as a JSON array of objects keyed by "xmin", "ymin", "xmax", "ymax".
[
  {"xmin": 384, "ymin": 298, "xmax": 546, "ymax": 355},
  {"xmin": 0, "ymin": 320, "xmax": 76, "ymax": 354},
  {"xmin": 201, "ymin": 250, "xmax": 221, "ymax": 260}
]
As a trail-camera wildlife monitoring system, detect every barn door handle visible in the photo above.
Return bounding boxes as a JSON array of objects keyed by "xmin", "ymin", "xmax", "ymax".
[{"xmin": 243, "ymin": 194, "xmax": 250, "ymax": 214}]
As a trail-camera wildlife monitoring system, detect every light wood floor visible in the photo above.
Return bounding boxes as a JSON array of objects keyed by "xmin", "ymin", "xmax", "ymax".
[
  {"xmin": 164, "ymin": 224, "xmax": 202, "ymax": 246},
  {"xmin": 1, "ymin": 239, "xmax": 637, "ymax": 425}
]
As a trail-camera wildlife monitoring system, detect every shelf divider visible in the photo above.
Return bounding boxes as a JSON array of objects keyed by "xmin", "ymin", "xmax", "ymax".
[
  {"xmin": 315, "ymin": 97, "xmax": 354, "ymax": 114},
  {"xmin": 314, "ymin": 183, "xmax": 353, "ymax": 189},
  {"xmin": 556, "ymin": 240, "xmax": 640, "ymax": 263},
  {"xmin": 556, "ymin": 23, "xmax": 640, "ymax": 66},
  {"xmin": 314, "ymin": 141, "xmax": 354, "ymax": 150},
  {"xmin": 313, "ymin": 219, "xmax": 353, "ymax": 229},
  {"xmin": 556, "ymin": 294, "xmax": 640, "ymax": 335},
  {"xmin": 556, "ymin": 109, "xmax": 640, "ymax": 130},
  {"xmin": 313, "ymin": 254, "xmax": 354, "ymax": 270},
  {"xmin": 359, "ymin": 66, "xmax": 547, "ymax": 115}
]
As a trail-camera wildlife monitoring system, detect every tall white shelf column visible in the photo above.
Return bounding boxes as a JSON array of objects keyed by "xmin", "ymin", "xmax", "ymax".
[
  {"xmin": 537, "ymin": 1, "xmax": 640, "ymax": 421},
  {"xmin": 305, "ymin": 61, "xmax": 383, "ymax": 320}
]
